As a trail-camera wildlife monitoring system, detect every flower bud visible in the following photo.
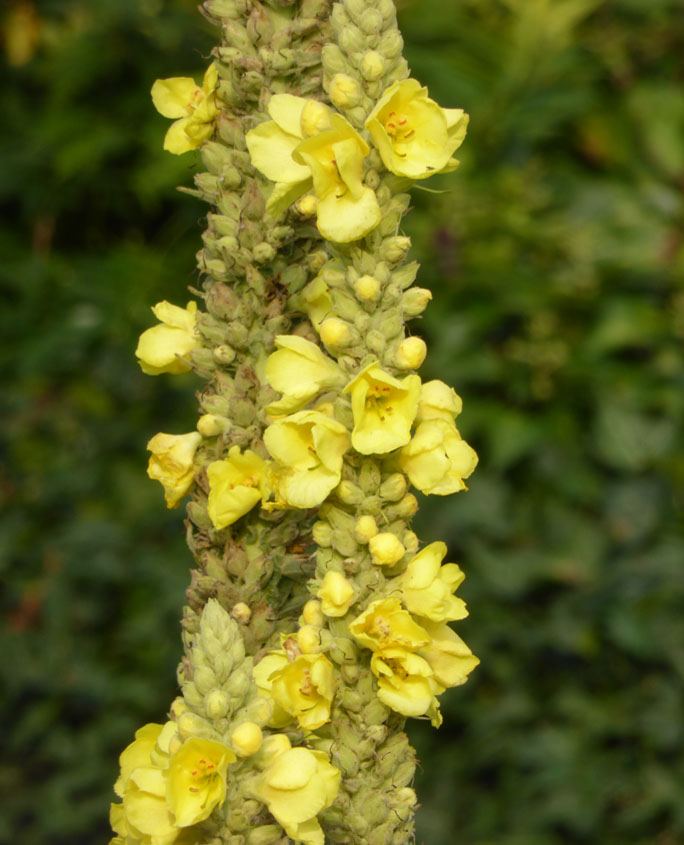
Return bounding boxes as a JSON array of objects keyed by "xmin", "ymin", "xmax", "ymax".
[
  {"xmin": 322, "ymin": 44, "xmax": 349, "ymax": 77},
  {"xmin": 247, "ymin": 825, "xmax": 285, "ymax": 844},
  {"xmin": 401, "ymin": 287, "xmax": 432, "ymax": 316},
  {"xmin": 338, "ymin": 24, "xmax": 365, "ymax": 54},
  {"xmin": 205, "ymin": 689, "xmax": 230, "ymax": 719},
  {"xmin": 320, "ymin": 317, "xmax": 352, "ymax": 347},
  {"xmin": 379, "ymin": 28, "xmax": 404, "ymax": 58},
  {"xmin": 379, "ymin": 472, "xmax": 408, "ymax": 501},
  {"xmin": 252, "ymin": 241, "xmax": 276, "ymax": 264},
  {"xmin": 354, "ymin": 274, "xmax": 381, "ymax": 302},
  {"xmin": 329, "ymin": 73, "xmax": 363, "ymax": 109},
  {"xmin": 360, "ymin": 50, "xmax": 385, "ymax": 81},
  {"xmin": 197, "ymin": 413, "xmax": 229, "ymax": 437},
  {"xmin": 167, "ymin": 732, "xmax": 183, "ymax": 756},
  {"xmin": 369, "ymin": 532, "xmax": 406, "ymax": 566},
  {"xmin": 177, "ymin": 711, "xmax": 212, "ymax": 739},
  {"xmin": 257, "ymin": 733, "xmax": 292, "ymax": 767},
  {"xmin": 243, "ymin": 696, "xmax": 273, "ymax": 727},
  {"xmin": 331, "ymin": 529, "xmax": 359, "ymax": 558},
  {"xmin": 358, "ymin": 8, "xmax": 383, "ymax": 34},
  {"xmin": 381, "ymin": 235, "xmax": 412, "ymax": 265},
  {"xmin": 336, "ymin": 479, "xmax": 364, "ymax": 505},
  {"xmin": 213, "ymin": 344, "xmax": 236, "ymax": 365},
  {"xmin": 170, "ymin": 696, "xmax": 188, "ymax": 720},
  {"xmin": 302, "ymin": 599, "xmax": 324, "ymax": 627},
  {"xmin": 294, "ymin": 194, "xmax": 317, "ymax": 218},
  {"xmin": 301, "ymin": 99, "xmax": 331, "ymax": 137},
  {"xmin": 231, "ymin": 602, "xmax": 251, "ymax": 624},
  {"xmin": 403, "ymin": 531, "xmax": 419, "ymax": 554},
  {"xmin": 387, "ymin": 492, "xmax": 419, "ymax": 519},
  {"xmin": 354, "ymin": 515, "xmax": 378, "ymax": 543},
  {"xmin": 312, "ymin": 520, "xmax": 333, "ymax": 547},
  {"xmin": 394, "ymin": 336, "xmax": 427, "ymax": 370},
  {"xmin": 297, "ymin": 625, "xmax": 321, "ymax": 653},
  {"xmin": 231, "ymin": 721, "xmax": 263, "ymax": 757},
  {"xmin": 318, "ymin": 571, "xmax": 355, "ymax": 617}
]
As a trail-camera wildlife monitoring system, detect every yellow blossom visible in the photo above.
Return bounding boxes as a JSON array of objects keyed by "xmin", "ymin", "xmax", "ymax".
[
  {"xmin": 349, "ymin": 597, "xmax": 429, "ymax": 653},
  {"xmin": 418, "ymin": 619, "xmax": 480, "ymax": 689},
  {"xmin": 166, "ymin": 737, "xmax": 234, "ymax": 827},
  {"xmin": 298, "ymin": 276, "xmax": 333, "ymax": 329},
  {"xmin": 146, "ymin": 432, "xmax": 202, "ymax": 508},
  {"xmin": 344, "ymin": 362, "xmax": 421, "ymax": 455},
  {"xmin": 365, "ymin": 78, "xmax": 468, "ymax": 180},
  {"xmin": 263, "ymin": 410, "xmax": 350, "ymax": 509},
  {"xmin": 399, "ymin": 418, "xmax": 478, "ymax": 495},
  {"xmin": 254, "ymin": 746, "xmax": 341, "ymax": 845},
  {"xmin": 301, "ymin": 599, "xmax": 324, "ymax": 627},
  {"xmin": 417, "ymin": 379, "xmax": 463, "ymax": 423},
  {"xmin": 245, "ymin": 94, "xmax": 319, "ymax": 216},
  {"xmin": 265, "ymin": 335, "xmax": 343, "ymax": 416},
  {"xmin": 292, "ymin": 114, "xmax": 381, "ymax": 243},
  {"xmin": 135, "ymin": 301, "xmax": 199, "ymax": 376},
  {"xmin": 370, "ymin": 647, "xmax": 441, "ymax": 726},
  {"xmin": 151, "ymin": 63, "xmax": 219, "ymax": 155},
  {"xmin": 112, "ymin": 722, "xmax": 178, "ymax": 845},
  {"xmin": 252, "ymin": 652, "xmax": 293, "ymax": 728},
  {"xmin": 255, "ymin": 651, "xmax": 335, "ymax": 731},
  {"xmin": 317, "ymin": 571, "xmax": 355, "ymax": 617},
  {"xmin": 396, "ymin": 541, "xmax": 468, "ymax": 623},
  {"xmin": 206, "ymin": 446, "xmax": 266, "ymax": 530}
]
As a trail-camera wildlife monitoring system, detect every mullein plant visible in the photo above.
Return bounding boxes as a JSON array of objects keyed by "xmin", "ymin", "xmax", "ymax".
[{"xmin": 111, "ymin": 0, "xmax": 479, "ymax": 843}]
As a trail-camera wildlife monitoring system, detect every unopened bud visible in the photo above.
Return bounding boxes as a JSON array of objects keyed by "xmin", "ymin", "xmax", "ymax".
[
  {"xmin": 336, "ymin": 479, "xmax": 364, "ymax": 505},
  {"xmin": 297, "ymin": 625, "xmax": 321, "ymax": 653},
  {"xmin": 205, "ymin": 689, "xmax": 230, "ymax": 719},
  {"xmin": 360, "ymin": 50, "xmax": 385, "ymax": 81},
  {"xmin": 388, "ymin": 493, "xmax": 419, "ymax": 519},
  {"xmin": 359, "ymin": 8, "xmax": 383, "ymax": 34},
  {"xmin": 168, "ymin": 732, "xmax": 183, "ymax": 756},
  {"xmin": 319, "ymin": 317, "xmax": 351, "ymax": 347},
  {"xmin": 197, "ymin": 413, "xmax": 229, "ymax": 437},
  {"xmin": 231, "ymin": 602, "xmax": 251, "ymax": 624},
  {"xmin": 170, "ymin": 697, "xmax": 188, "ymax": 720},
  {"xmin": 354, "ymin": 515, "xmax": 378, "ymax": 543},
  {"xmin": 329, "ymin": 73, "xmax": 362, "ymax": 109},
  {"xmin": 301, "ymin": 100, "xmax": 331, "ymax": 137},
  {"xmin": 177, "ymin": 711, "xmax": 211, "ymax": 739},
  {"xmin": 253, "ymin": 241, "xmax": 276, "ymax": 264},
  {"xmin": 354, "ymin": 274, "xmax": 381, "ymax": 302},
  {"xmin": 369, "ymin": 532, "xmax": 406, "ymax": 566},
  {"xmin": 258, "ymin": 733, "xmax": 291, "ymax": 766},
  {"xmin": 312, "ymin": 520, "xmax": 333, "ymax": 547},
  {"xmin": 401, "ymin": 287, "xmax": 432, "ymax": 316},
  {"xmin": 294, "ymin": 194, "xmax": 317, "ymax": 217},
  {"xmin": 302, "ymin": 599, "xmax": 324, "ymax": 627},
  {"xmin": 395, "ymin": 336, "xmax": 427, "ymax": 370},
  {"xmin": 381, "ymin": 235, "xmax": 411, "ymax": 265},
  {"xmin": 380, "ymin": 472, "xmax": 408, "ymax": 501},
  {"xmin": 231, "ymin": 721, "xmax": 263, "ymax": 757},
  {"xmin": 247, "ymin": 826, "xmax": 285, "ymax": 845},
  {"xmin": 403, "ymin": 531, "xmax": 419, "ymax": 554}
]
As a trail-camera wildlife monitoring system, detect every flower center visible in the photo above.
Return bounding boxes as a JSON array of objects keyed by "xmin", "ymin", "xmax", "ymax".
[
  {"xmin": 384, "ymin": 110, "xmax": 415, "ymax": 146},
  {"xmin": 188, "ymin": 757, "xmax": 216, "ymax": 793}
]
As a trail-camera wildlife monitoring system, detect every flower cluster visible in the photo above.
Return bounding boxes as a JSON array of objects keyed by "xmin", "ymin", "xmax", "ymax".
[
  {"xmin": 115, "ymin": 1, "xmax": 481, "ymax": 842},
  {"xmin": 245, "ymin": 79, "xmax": 468, "ymax": 244}
]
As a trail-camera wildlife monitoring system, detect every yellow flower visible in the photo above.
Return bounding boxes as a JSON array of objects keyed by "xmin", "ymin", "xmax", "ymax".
[
  {"xmin": 365, "ymin": 78, "xmax": 468, "ymax": 180},
  {"xmin": 298, "ymin": 275, "xmax": 333, "ymax": 330},
  {"xmin": 370, "ymin": 647, "xmax": 441, "ymax": 726},
  {"xmin": 344, "ymin": 363, "xmax": 421, "ymax": 455},
  {"xmin": 245, "ymin": 94, "xmax": 319, "ymax": 216},
  {"xmin": 113, "ymin": 722, "xmax": 178, "ymax": 845},
  {"xmin": 418, "ymin": 619, "xmax": 480, "ymax": 690},
  {"xmin": 416, "ymin": 379, "xmax": 463, "ymax": 423},
  {"xmin": 399, "ymin": 419, "xmax": 478, "ymax": 495},
  {"xmin": 255, "ymin": 746, "xmax": 341, "ymax": 845},
  {"xmin": 263, "ymin": 411, "xmax": 349, "ymax": 509},
  {"xmin": 165, "ymin": 737, "xmax": 234, "ymax": 827},
  {"xmin": 349, "ymin": 597, "xmax": 429, "ymax": 653},
  {"xmin": 151, "ymin": 64, "xmax": 219, "ymax": 155},
  {"xmin": 317, "ymin": 571, "xmax": 355, "ymax": 617},
  {"xmin": 146, "ymin": 432, "xmax": 202, "ymax": 508},
  {"xmin": 252, "ymin": 651, "xmax": 294, "ymax": 728},
  {"xmin": 293, "ymin": 113, "xmax": 381, "ymax": 242},
  {"xmin": 265, "ymin": 335, "xmax": 343, "ymax": 416},
  {"xmin": 135, "ymin": 301, "xmax": 199, "ymax": 376},
  {"xmin": 269, "ymin": 652, "xmax": 336, "ymax": 731},
  {"xmin": 368, "ymin": 532, "xmax": 406, "ymax": 567},
  {"xmin": 206, "ymin": 446, "xmax": 266, "ymax": 529},
  {"xmin": 397, "ymin": 541, "xmax": 468, "ymax": 623}
]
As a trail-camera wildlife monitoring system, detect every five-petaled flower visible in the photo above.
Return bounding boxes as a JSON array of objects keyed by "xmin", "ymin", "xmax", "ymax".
[{"xmin": 151, "ymin": 64, "xmax": 219, "ymax": 155}]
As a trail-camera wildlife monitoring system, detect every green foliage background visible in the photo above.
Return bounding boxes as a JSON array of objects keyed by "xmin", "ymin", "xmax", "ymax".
[{"xmin": 1, "ymin": 0, "xmax": 682, "ymax": 842}]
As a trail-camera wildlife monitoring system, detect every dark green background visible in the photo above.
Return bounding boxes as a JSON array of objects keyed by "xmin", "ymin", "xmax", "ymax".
[{"xmin": 1, "ymin": 0, "xmax": 682, "ymax": 842}]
